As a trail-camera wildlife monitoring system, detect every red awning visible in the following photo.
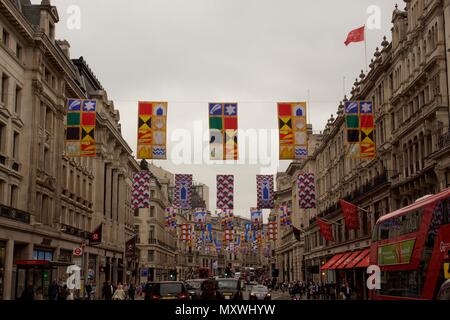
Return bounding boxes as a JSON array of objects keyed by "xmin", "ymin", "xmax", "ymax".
[
  {"xmin": 346, "ymin": 249, "xmax": 370, "ymax": 269},
  {"xmin": 335, "ymin": 250, "xmax": 361, "ymax": 270},
  {"xmin": 329, "ymin": 252, "xmax": 352, "ymax": 270},
  {"xmin": 321, "ymin": 253, "xmax": 344, "ymax": 270},
  {"xmin": 356, "ymin": 250, "xmax": 371, "ymax": 268}
]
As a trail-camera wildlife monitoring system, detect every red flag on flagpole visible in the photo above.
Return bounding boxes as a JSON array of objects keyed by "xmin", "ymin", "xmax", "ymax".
[
  {"xmin": 344, "ymin": 26, "xmax": 365, "ymax": 46},
  {"xmin": 317, "ymin": 219, "xmax": 334, "ymax": 242},
  {"xmin": 339, "ymin": 200, "xmax": 360, "ymax": 229}
]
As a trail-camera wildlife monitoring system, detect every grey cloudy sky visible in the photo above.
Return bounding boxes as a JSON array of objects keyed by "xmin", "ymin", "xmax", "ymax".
[{"xmin": 47, "ymin": 0, "xmax": 399, "ymax": 219}]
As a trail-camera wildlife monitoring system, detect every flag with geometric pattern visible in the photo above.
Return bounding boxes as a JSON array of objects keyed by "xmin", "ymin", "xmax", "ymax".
[
  {"xmin": 65, "ymin": 99, "xmax": 97, "ymax": 157},
  {"xmin": 137, "ymin": 101, "xmax": 168, "ymax": 160},
  {"xmin": 220, "ymin": 209, "xmax": 234, "ymax": 230},
  {"xmin": 251, "ymin": 208, "xmax": 263, "ymax": 230},
  {"xmin": 164, "ymin": 207, "xmax": 177, "ymax": 229},
  {"xmin": 174, "ymin": 174, "xmax": 192, "ymax": 209},
  {"xmin": 278, "ymin": 102, "xmax": 308, "ymax": 160},
  {"xmin": 132, "ymin": 171, "xmax": 151, "ymax": 209},
  {"xmin": 344, "ymin": 101, "xmax": 376, "ymax": 159},
  {"xmin": 298, "ymin": 173, "xmax": 316, "ymax": 209},
  {"xmin": 256, "ymin": 175, "xmax": 274, "ymax": 209},
  {"xmin": 209, "ymin": 103, "xmax": 238, "ymax": 160},
  {"xmin": 217, "ymin": 175, "xmax": 234, "ymax": 209}
]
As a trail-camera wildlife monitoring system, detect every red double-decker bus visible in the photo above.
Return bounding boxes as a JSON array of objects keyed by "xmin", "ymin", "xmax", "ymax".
[{"xmin": 370, "ymin": 189, "xmax": 450, "ymax": 300}]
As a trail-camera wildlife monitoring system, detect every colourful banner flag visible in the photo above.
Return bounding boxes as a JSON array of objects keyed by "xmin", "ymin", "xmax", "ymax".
[
  {"xmin": 344, "ymin": 101, "xmax": 376, "ymax": 159},
  {"xmin": 180, "ymin": 224, "xmax": 193, "ymax": 242},
  {"xmin": 257, "ymin": 175, "xmax": 274, "ymax": 209},
  {"xmin": 298, "ymin": 173, "xmax": 316, "ymax": 209},
  {"xmin": 317, "ymin": 218, "xmax": 334, "ymax": 242},
  {"xmin": 344, "ymin": 26, "xmax": 365, "ymax": 46},
  {"xmin": 137, "ymin": 101, "xmax": 168, "ymax": 160},
  {"xmin": 251, "ymin": 208, "xmax": 263, "ymax": 230},
  {"xmin": 209, "ymin": 103, "xmax": 238, "ymax": 160},
  {"xmin": 132, "ymin": 171, "xmax": 151, "ymax": 209},
  {"xmin": 174, "ymin": 174, "xmax": 192, "ymax": 209},
  {"xmin": 217, "ymin": 175, "xmax": 234, "ymax": 209},
  {"xmin": 339, "ymin": 200, "xmax": 360, "ymax": 230},
  {"xmin": 267, "ymin": 222, "xmax": 278, "ymax": 241},
  {"xmin": 65, "ymin": 99, "xmax": 97, "ymax": 157},
  {"xmin": 164, "ymin": 207, "xmax": 177, "ymax": 229},
  {"xmin": 278, "ymin": 102, "xmax": 308, "ymax": 160},
  {"xmin": 220, "ymin": 209, "xmax": 234, "ymax": 230},
  {"xmin": 194, "ymin": 208, "xmax": 207, "ymax": 229}
]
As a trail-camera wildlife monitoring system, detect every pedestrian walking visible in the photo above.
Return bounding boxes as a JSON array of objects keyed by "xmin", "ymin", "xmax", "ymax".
[
  {"xmin": 48, "ymin": 280, "xmax": 59, "ymax": 300},
  {"xmin": 343, "ymin": 282, "xmax": 352, "ymax": 300},
  {"xmin": 58, "ymin": 285, "xmax": 68, "ymax": 301},
  {"xmin": 112, "ymin": 284, "xmax": 127, "ymax": 300},
  {"xmin": 102, "ymin": 281, "xmax": 114, "ymax": 300},
  {"xmin": 21, "ymin": 283, "xmax": 35, "ymax": 301},
  {"xmin": 85, "ymin": 282, "xmax": 93, "ymax": 300},
  {"xmin": 128, "ymin": 283, "xmax": 136, "ymax": 300}
]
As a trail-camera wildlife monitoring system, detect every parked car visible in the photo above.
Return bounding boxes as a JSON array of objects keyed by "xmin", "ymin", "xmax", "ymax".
[
  {"xmin": 249, "ymin": 285, "xmax": 271, "ymax": 301},
  {"xmin": 150, "ymin": 281, "xmax": 190, "ymax": 300},
  {"xmin": 216, "ymin": 278, "xmax": 243, "ymax": 300},
  {"xmin": 185, "ymin": 279, "xmax": 206, "ymax": 300}
]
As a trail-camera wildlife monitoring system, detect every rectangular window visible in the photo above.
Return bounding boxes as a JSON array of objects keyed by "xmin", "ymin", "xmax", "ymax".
[
  {"xmin": 1, "ymin": 73, "xmax": 9, "ymax": 104},
  {"xmin": 149, "ymin": 226, "xmax": 155, "ymax": 242},
  {"xmin": 0, "ymin": 122, "xmax": 6, "ymax": 157},
  {"xmin": 147, "ymin": 250, "xmax": 154, "ymax": 262},
  {"xmin": 14, "ymin": 85, "xmax": 21, "ymax": 114},
  {"xmin": 2, "ymin": 29, "xmax": 9, "ymax": 47},
  {"xmin": 16, "ymin": 44, "xmax": 22, "ymax": 60},
  {"xmin": 150, "ymin": 206, "xmax": 155, "ymax": 218},
  {"xmin": 12, "ymin": 131, "xmax": 19, "ymax": 160},
  {"xmin": 10, "ymin": 185, "xmax": 18, "ymax": 208}
]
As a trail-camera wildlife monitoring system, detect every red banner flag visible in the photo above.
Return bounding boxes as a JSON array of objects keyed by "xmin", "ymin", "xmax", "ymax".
[
  {"xmin": 339, "ymin": 200, "xmax": 360, "ymax": 230},
  {"xmin": 344, "ymin": 26, "xmax": 365, "ymax": 46},
  {"xmin": 317, "ymin": 219, "xmax": 334, "ymax": 242}
]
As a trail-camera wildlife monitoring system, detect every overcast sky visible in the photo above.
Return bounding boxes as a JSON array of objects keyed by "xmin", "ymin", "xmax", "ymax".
[{"xmin": 45, "ymin": 0, "xmax": 399, "ymax": 219}]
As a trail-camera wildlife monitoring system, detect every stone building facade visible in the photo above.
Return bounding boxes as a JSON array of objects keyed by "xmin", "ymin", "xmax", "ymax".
[
  {"xmin": 134, "ymin": 162, "xmax": 177, "ymax": 284},
  {"xmin": 0, "ymin": 0, "xmax": 138, "ymax": 299},
  {"xmin": 274, "ymin": 1, "xmax": 450, "ymax": 297}
]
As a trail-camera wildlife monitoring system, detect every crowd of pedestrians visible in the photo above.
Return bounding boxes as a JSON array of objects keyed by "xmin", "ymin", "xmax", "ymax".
[{"xmin": 277, "ymin": 280, "xmax": 354, "ymax": 300}]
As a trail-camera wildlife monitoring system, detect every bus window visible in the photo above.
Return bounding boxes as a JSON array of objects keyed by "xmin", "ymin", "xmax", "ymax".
[
  {"xmin": 379, "ymin": 270, "xmax": 422, "ymax": 298},
  {"xmin": 377, "ymin": 210, "xmax": 422, "ymax": 241}
]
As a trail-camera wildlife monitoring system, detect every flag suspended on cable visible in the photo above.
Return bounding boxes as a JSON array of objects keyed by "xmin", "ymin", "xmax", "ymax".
[
  {"xmin": 65, "ymin": 99, "xmax": 97, "ymax": 157},
  {"xmin": 137, "ymin": 101, "xmax": 168, "ymax": 159},
  {"xmin": 256, "ymin": 175, "xmax": 274, "ymax": 209},
  {"xmin": 220, "ymin": 209, "xmax": 234, "ymax": 230},
  {"xmin": 278, "ymin": 102, "xmax": 308, "ymax": 160},
  {"xmin": 340, "ymin": 200, "xmax": 361, "ymax": 230},
  {"xmin": 317, "ymin": 218, "xmax": 335, "ymax": 242},
  {"xmin": 251, "ymin": 208, "xmax": 263, "ymax": 230},
  {"xmin": 174, "ymin": 174, "xmax": 193, "ymax": 209},
  {"xmin": 217, "ymin": 175, "xmax": 234, "ymax": 209},
  {"xmin": 164, "ymin": 207, "xmax": 177, "ymax": 229},
  {"xmin": 132, "ymin": 171, "xmax": 151, "ymax": 209},
  {"xmin": 298, "ymin": 173, "xmax": 316, "ymax": 209},
  {"xmin": 194, "ymin": 208, "xmax": 207, "ymax": 230},
  {"xmin": 344, "ymin": 26, "xmax": 365, "ymax": 46}
]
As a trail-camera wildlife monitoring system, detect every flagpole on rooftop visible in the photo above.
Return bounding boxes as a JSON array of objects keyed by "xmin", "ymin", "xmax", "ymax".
[{"xmin": 364, "ymin": 25, "xmax": 368, "ymax": 72}]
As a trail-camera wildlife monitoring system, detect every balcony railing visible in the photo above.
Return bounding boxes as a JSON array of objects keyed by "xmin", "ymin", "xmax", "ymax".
[
  {"xmin": 439, "ymin": 132, "xmax": 450, "ymax": 149},
  {"xmin": 60, "ymin": 223, "xmax": 92, "ymax": 239},
  {"xmin": 0, "ymin": 204, "xmax": 30, "ymax": 224}
]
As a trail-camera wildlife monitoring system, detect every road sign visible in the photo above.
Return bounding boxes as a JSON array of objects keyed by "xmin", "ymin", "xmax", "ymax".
[{"xmin": 73, "ymin": 247, "xmax": 83, "ymax": 256}]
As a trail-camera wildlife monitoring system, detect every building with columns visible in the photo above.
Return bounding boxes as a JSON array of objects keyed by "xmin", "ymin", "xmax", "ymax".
[
  {"xmin": 274, "ymin": 1, "xmax": 450, "ymax": 299},
  {"xmin": 0, "ymin": 0, "xmax": 138, "ymax": 299}
]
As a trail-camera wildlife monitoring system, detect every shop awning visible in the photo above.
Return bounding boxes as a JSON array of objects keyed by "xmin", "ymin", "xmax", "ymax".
[
  {"xmin": 329, "ymin": 252, "xmax": 352, "ymax": 270},
  {"xmin": 346, "ymin": 249, "xmax": 370, "ymax": 269},
  {"xmin": 356, "ymin": 250, "xmax": 371, "ymax": 268},
  {"xmin": 335, "ymin": 250, "xmax": 362, "ymax": 270},
  {"xmin": 321, "ymin": 253, "xmax": 344, "ymax": 270}
]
